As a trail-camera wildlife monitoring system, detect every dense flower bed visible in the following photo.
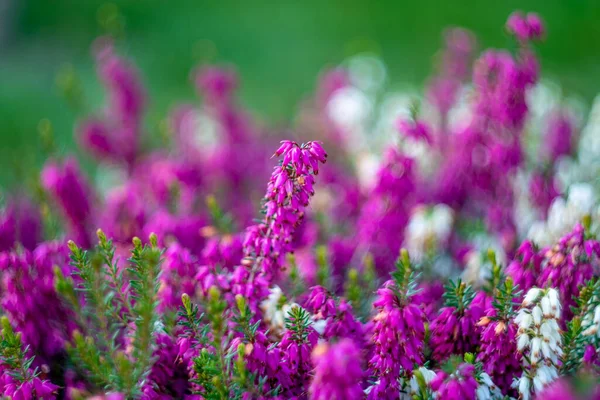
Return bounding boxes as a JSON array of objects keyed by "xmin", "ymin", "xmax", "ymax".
[{"xmin": 1, "ymin": 10, "xmax": 600, "ymax": 400}]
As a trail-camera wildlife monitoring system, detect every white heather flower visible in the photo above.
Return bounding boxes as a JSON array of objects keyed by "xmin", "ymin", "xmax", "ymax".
[
  {"xmin": 408, "ymin": 366, "xmax": 436, "ymax": 395},
  {"xmin": 583, "ymin": 304, "xmax": 600, "ymax": 336},
  {"xmin": 541, "ymin": 341, "xmax": 552, "ymax": 359},
  {"xmin": 523, "ymin": 288, "xmax": 542, "ymax": 306},
  {"xmin": 312, "ymin": 319, "xmax": 327, "ymax": 335},
  {"xmin": 476, "ymin": 372, "xmax": 502, "ymax": 400},
  {"xmin": 547, "ymin": 288, "xmax": 561, "ymax": 317},
  {"xmin": 516, "ymin": 311, "xmax": 532, "ymax": 330},
  {"xmin": 261, "ymin": 286, "xmax": 285, "ymax": 331},
  {"xmin": 261, "ymin": 287, "xmax": 319, "ymax": 334},
  {"xmin": 530, "ymin": 337, "xmax": 542, "ymax": 365},
  {"xmin": 541, "ymin": 296, "xmax": 551, "ymax": 316},
  {"xmin": 515, "ymin": 287, "xmax": 563, "ymax": 399},
  {"xmin": 327, "ymin": 87, "xmax": 373, "ymax": 130},
  {"xmin": 518, "ymin": 376, "xmax": 531, "ymax": 400},
  {"xmin": 536, "ymin": 365, "xmax": 558, "ymax": 385},
  {"xmin": 355, "ymin": 152, "xmax": 380, "ymax": 191},
  {"xmin": 526, "ymin": 183, "xmax": 596, "ymax": 247},
  {"xmin": 532, "ymin": 375, "xmax": 543, "ymax": 393},
  {"xmin": 532, "ymin": 306, "xmax": 543, "ymax": 326},
  {"xmin": 517, "ymin": 333, "xmax": 530, "ymax": 352},
  {"xmin": 476, "ymin": 385, "xmax": 491, "ymax": 400}
]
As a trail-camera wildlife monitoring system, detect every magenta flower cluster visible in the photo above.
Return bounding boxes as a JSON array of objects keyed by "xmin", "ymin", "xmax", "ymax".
[{"xmin": 2, "ymin": 9, "xmax": 600, "ymax": 400}]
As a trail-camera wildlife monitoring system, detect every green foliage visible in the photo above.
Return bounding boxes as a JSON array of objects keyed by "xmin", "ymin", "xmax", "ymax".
[
  {"xmin": 206, "ymin": 195, "xmax": 236, "ymax": 234},
  {"xmin": 562, "ymin": 277, "xmax": 600, "ymax": 375},
  {"xmin": 0, "ymin": 317, "xmax": 37, "ymax": 384},
  {"xmin": 410, "ymin": 367, "xmax": 434, "ymax": 400},
  {"xmin": 315, "ymin": 245, "xmax": 332, "ymax": 290},
  {"xmin": 285, "ymin": 306, "xmax": 313, "ymax": 343},
  {"xmin": 390, "ymin": 249, "xmax": 421, "ymax": 305},
  {"xmin": 443, "ymin": 279, "xmax": 475, "ymax": 314},
  {"xmin": 183, "ymin": 289, "xmax": 264, "ymax": 400},
  {"xmin": 343, "ymin": 253, "xmax": 379, "ymax": 319},
  {"xmin": 441, "ymin": 354, "xmax": 464, "ymax": 375},
  {"xmin": 58, "ymin": 231, "xmax": 164, "ymax": 398},
  {"xmin": 287, "ymin": 253, "xmax": 307, "ymax": 300},
  {"xmin": 233, "ymin": 295, "xmax": 260, "ymax": 341},
  {"xmin": 491, "ymin": 277, "xmax": 521, "ymax": 321},
  {"xmin": 483, "ymin": 249, "xmax": 502, "ymax": 296}
]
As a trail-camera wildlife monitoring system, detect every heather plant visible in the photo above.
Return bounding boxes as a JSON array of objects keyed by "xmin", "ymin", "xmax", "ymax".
[
  {"xmin": 56, "ymin": 232, "xmax": 163, "ymax": 398},
  {"xmin": 3, "ymin": 9, "xmax": 600, "ymax": 400}
]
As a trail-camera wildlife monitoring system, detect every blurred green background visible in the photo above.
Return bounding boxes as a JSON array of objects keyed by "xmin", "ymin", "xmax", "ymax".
[{"xmin": 1, "ymin": 0, "xmax": 600, "ymax": 188}]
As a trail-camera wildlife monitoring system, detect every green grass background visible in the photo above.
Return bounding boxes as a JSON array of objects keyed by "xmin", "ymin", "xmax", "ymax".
[{"xmin": 1, "ymin": 0, "xmax": 600, "ymax": 188}]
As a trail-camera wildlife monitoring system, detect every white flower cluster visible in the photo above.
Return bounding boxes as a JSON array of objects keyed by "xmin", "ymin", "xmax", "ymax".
[
  {"xmin": 527, "ymin": 183, "xmax": 597, "ymax": 247},
  {"xmin": 475, "ymin": 372, "xmax": 503, "ymax": 400},
  {"xmin": 582, "ymin": 299, "xmax": 600, "ymax": 338},
  {"xmin": 396, "ymin": 366, "xmax": 436, "ymax": 400},
  {"xmin": 260, "ymin": 286, "xmax": 299, "ymax": 333},
  {"xmin": 514, "ymin": 288, "xmax": 563, "ymax": 400},
  {"xmin": 261, "ymin": 286, "xmax": 326, "ymax": 335},
  {"xmin": 404, "ymin": 204, "xmax": 454, "ymax": 262}
]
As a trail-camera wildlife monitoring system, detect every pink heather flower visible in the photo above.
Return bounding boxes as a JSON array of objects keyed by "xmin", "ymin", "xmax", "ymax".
[
  {"xmin": 278, "ymin": 315, "xmax": 319, "ymax": 397},
  {"xmin": 545, "ymin": 110, "xmax": 576, "ymax": 162},
  {"xmin": 583, "ymin": 344, "xmax": 599, "ymax": 367},
  {"xmin": 78, "ymin": 39, "xmax": 145, "ymax": 166},
  {"xmin": 158, "ymin": 244, "xmax": 202, "ymax": 312},
  {"xmin": 232, "ymin": 329, "xmax": 292, "ymax": 393},
  {"xmin": 0, "ymin": 242, "xmax": 75, "ymax": 364},
  {"xmin": 322, "ymin": 300, "xmax": 365, "ymax": 346},
  {"xmin": 242, "ymin": 141, "xmax": 327, "ymax": 282},
  {"xmin": 430, "ymin": 363, "xmax": 478, "ymax": 400},
  {"xmin": 309, "ymin": 339, "xmax": 364, "ymax": 400},
  {"xmin": 357, "ymin": 149, "xmax": 415, "ymax": 273},
  {"xmin": 143, "ymin": 333, "xmax": 194, "ymax": 399},
  {"xmin": 304, "ymin": 287, "xmax": 365, "ymax": 346},
  {"xmin": 429, "ymin": 298, "xmax": 484, "ymax": 363},
  {"xmin": 201, "ymin": 233, "xmax": 243, "ymax": 271},
  {"xmin": 529, "ymin": 172, "xmax": 560, "ymax": 218},
  {"xmin": 396, "ymin": 118, "xmax": 433, "ymax": 144},
  {"xmin": 0, "ymin": 206, "xmax": 16, "ymax": 252},
  {"xmin": 327, "ymin": 236, "xmax": 357, "ymax": 291},
  {"xmin": 368, "ymin": 281, "xmax": 425, "ymax": 399},
  {"xmin": 140, "ymin": 208, "xmax": 207, "ymax": 257},
  {"xmin": 0, "ymin": 198, "xmax": 42, "ymax": 252},
  {"xmin": 507, "ymin": 12, "xmax": 545, "ymax": 42},
  {"xmin": 534, "ymin": 379, "xmax": 577, "ymax": 400},
  {"xmin": 539, "ymin": 223, "xmax": 599, "ymax": 322},
  {"xmin": 473, "ymin": 50, "xmax": 532, "ymax": 130},
  {"xmin": 41, "ymin": 158, "xmax": 94, "ymax": 248},
  {"xmin": 305, "ymin": 286, "xmax": 337, "ymax": 319},
  {"xmin": 427, "ymin": 77, "xmax": 461, "ymax": 117},
  {"xmin": 427, "ymin": 28, "xmax": 475, "ymax": 116},
  {"xmin": 0, "ymin": 373, "xmax": 59, "ymax": 400},
  {"xmin": 95, "ymin": 39, "xmax": 145, "ymax": 125},
  {"xmin": 413, "ymin": 281, "xmax": 445, "ymax": 320},
  {"xmin": 229, "ymin": 263, "xmax": 270, "ymax": 314},
  {"xmin": 195, "ymin": 65, "xmax": 238, "ymax": 105},
  {"xmin": 506, "ymin": 240, "xmax": 542, "ymax": 294},
  {"xmin": 477, "ymin": 310, "xmax": 521, "ymax": 396},
  {"xmin": 100, "ymin": 183, "xmax": 147, "ymax": 244}
]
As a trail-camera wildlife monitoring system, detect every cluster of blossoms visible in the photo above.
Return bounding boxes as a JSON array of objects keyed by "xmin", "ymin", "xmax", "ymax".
[
  {"xmin": 515, "ymin": 288, "xmax": 563, "ymax": 399},
  {"xmin": 4, "ymin": 9, "xmax": 600, "ymax": 400}
]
